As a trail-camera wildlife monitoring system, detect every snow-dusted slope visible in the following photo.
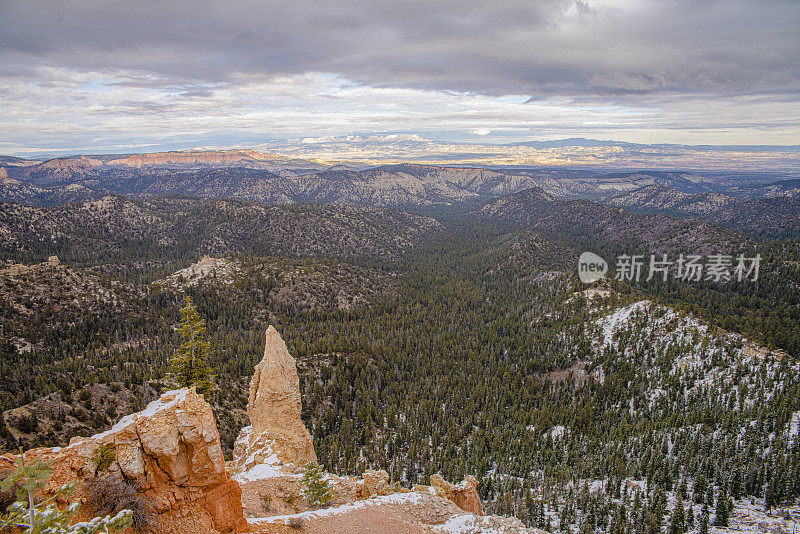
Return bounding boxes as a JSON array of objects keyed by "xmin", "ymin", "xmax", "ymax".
[{"xmin": 590, "ymin": 299, "xmax": 795, "ymax": 415}]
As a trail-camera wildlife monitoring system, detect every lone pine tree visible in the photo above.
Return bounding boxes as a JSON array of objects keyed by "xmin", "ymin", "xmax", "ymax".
[
  {"xmin": 170, "ymin": 296, "xmax": 214, "ymax": 395},
  {"xmin": 301, "ymin": 461, "xmax": 334, "ymax": 509}
]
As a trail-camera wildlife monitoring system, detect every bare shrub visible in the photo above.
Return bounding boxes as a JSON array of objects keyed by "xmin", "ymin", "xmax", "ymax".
[
  {"xmin": 0, "ymin": 486, "xmax": 14, "ymax": 514},
  {"xmin": 288, "ymin": 516, "xmax": 305, "ymax": 529},
  {"xmin": 86, "ymin": 475, "xmax": 154, "ymax": 531}
]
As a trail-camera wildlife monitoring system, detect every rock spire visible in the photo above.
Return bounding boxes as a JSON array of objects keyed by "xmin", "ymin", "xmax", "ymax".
[{"xmin": 233, "ymin": 326, "xmax": 316, "ymax": 472}]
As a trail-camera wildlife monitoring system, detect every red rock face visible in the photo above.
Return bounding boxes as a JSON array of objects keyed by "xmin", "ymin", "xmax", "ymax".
[
  {"xmin": 107, "ymin": 150, "xmax": 279, "ymax": 168},
  {"xmin": 2, "ymin": 389, "xmax": 249, "ymax": 534}
]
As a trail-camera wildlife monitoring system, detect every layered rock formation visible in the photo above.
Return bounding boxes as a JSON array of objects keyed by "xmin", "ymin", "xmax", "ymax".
[
  {"xmin": 2, "ymin": 389, "xmax": 248, "ymax": 534},
  {"xmin": 232, "ymin": 326, "xmax": 316, "ymax": 472}
]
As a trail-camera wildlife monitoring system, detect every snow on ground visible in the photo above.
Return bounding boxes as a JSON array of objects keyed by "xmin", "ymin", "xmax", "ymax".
[
  {"xmin": 235, "ymin": 425, "xmax": 253, "ymax": 451},
  {"xmin": 565, "ymin": 287, "xmax": 612, "ymax": 305},
  {"xmin": 232, "ymin": 426, "xmax": 288, "ymax": 481},
  {"xmin": 67, "ymin": 389, "xmax": 190, "ymax": 447},
  {"xmin": 596, "ymin": 300, "xmax": 651, "ymax": 348},
  {"xmin": 250, "ymin": 491, "xmax": 533, "ymax": 533},
  {"xmin": 249, "ymin": 491, "xmax": 427, "ymax": 525},
  {"xmin": 591, "ymin": 297, "xmax": 799, "ymax": 418},
  {"xmin": 433, "ymin": 513, "xmax": 526, "ymax": 533},
  {"xmin": 234, "ymin": 462, "xmax": 284, "ymax": 482},
  {"xmin": 160, "ymin": 256, "xmax": 237, "ymax": 288},
  {"xmin": 707, "ymin": 500, "xmax": 800, "ymax": 534},
  {"xmin": 789, "ymin": 411, "xmax": 800, "ymax": 445},
  {"xmin": 435, "ymin": 514, "xmax": 481, "ymax": 533}
]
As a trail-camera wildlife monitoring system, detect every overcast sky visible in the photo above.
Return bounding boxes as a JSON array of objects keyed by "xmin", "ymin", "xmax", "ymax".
[{"xmin": 1, "ymin": 0, "xmax": 798, "ymax": 154}]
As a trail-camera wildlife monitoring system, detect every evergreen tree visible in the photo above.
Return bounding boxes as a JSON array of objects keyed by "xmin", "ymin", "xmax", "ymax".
[
  {"xmin": 693, "ymin": 472, "xmax": 708, "ymax": 504},
  {"xmin": 526, "ymin": 490, "xmax": 536, "ymax": 526},
  {"xmin": 699, "ymin": 505, "xmax": 709, "ymax": 534},
  {"xmin": 678, "ymin": 478, "xmax": 688, "ymax": 500},
  {"xmin": 302, "ymin": 461, "xmax": 334, "ymax": 508},
  {"xmin": 668, "ymin": 497, "xmax": 686, "ymax": 534},
  {"xmin": 537, "ymin": 499, "xmax": 546, "ymax": 529},
  {"xmin": 793, "ymin": 447, "xmax": 800, "ymax": 502},
  {"xmin": 652, "ymin": 487, "xmax": 666, "ymax": 533},
  {"xmin": 731, "ymin": 468, "xmax": 742, "ymax": 500},
  {"xmin": 765, "ymin": 478, "xmax": 776, "ymax": 514},
  {"xmin": 170, "ymin": 296, "xmax": 213, "ymax": 395},
  {"xmin": 705, "ymin": 486, "xmax": 715, "ymax": 509},
  {"xmin": 714, "ymin": 487, "xmax": 729, "ymax": 527},
  {"xmin": 560, "ymin": 501, "xmax": 571, "ymax": 533}
]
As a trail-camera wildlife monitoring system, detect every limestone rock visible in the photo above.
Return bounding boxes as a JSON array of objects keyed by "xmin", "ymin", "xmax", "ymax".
[
  {"xmin": 430, "ymin": 474, "xmax": 484, "ymax": 516},
  {"xmin": 359, "ymin": 469, "xmax": 391, "ymax": 498},
  {"xmin": 233, "ymin": 326, "xmax": 316, "ymax": 472},
  {"xmin": 247, "ymin": 326, "xmax": 306, "ymax": 439},
  {"xmin": 2, "ymin": 388, "xmax": 248, "ymax": 533}
]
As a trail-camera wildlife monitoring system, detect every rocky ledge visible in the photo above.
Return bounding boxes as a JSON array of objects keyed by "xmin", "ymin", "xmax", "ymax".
[{"xmin": 1, "ymin": 388, "xmax": 248, "ymax": 534}]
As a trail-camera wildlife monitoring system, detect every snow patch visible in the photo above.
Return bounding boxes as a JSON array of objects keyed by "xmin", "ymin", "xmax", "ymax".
[
  {"xmin": 67, "ymin": 389, "xmax": 190, "ymax": 447},
  {"xmin": 597, "ymin": 300, "xmax": 650, "ymax": 348},
  {"xmin": 235, "ymin": 462, "xmax": 283, "ymax": 482},
  {"xmin": 789, "ymin": 411, "xmax": 800, "ymax": 445},
  {"xmin": 249, "ymin": 491, "xmax": 426, "ymax": 524}
]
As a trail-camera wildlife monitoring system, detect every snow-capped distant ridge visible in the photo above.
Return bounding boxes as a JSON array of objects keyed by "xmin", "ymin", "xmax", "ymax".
[{"xmin": 300, "ymin": 134, "xmax": 431, "ymax": 145}]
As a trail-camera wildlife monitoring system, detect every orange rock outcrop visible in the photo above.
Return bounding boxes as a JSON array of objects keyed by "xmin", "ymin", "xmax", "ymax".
[
  {"xmin": 430, "ymin": 473, "xmax": 484, "ymax": 516},
  {"xmin": 1, "ymin": 389, "xmax": 248, "ymax": 533},
  {"xmin": 232, "ymin": 326, "xmax": 316, "ymax": 472}
]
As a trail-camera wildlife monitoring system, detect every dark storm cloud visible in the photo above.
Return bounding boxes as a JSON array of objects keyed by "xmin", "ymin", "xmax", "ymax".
[{"xmin": 1, "ymin": 0, "xmax": 797, "ymax": 98}]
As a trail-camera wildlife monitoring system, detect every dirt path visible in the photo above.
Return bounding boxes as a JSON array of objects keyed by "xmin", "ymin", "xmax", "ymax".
[{"xmin": 248, "ymin": 491, "xmax": 461, "ymax": 534}]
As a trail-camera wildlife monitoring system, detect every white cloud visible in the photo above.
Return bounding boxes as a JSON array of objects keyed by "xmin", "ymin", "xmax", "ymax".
[
  {"xmin": 1, "ymin": 67, "xmax": 799, "ymax": 154},
  {"xmin": 470, "ymin": 128, "xmax": 493, "ymax": 136}
]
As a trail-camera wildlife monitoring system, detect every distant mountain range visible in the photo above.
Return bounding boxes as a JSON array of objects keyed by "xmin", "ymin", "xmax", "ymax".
[
  {"xmin": 8, "ymin": 135, "xmax": 800, "ymax": 171},
  {"xmin": 2, "ymin": 149, "xmax": 798, "ymax": 208},
  {"xmin": 2, "ymin": 148, "xmax": 799, "ymax": 240},
  {"xmin": 476, "ymin": 187, "xmax": 743, "ymax": 256},
  {"xmin": 255, "ymin": 135, "xmax": 800, "ymax": 170},
  {"xmin": 0, "ymin": 195, "xmax": 443, "ymax": 266}
]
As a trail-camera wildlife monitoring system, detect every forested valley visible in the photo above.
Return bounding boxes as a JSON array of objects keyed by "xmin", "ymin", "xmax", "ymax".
[{"xmin": 1, "ymin": 194, "xmax": 799, "ymax": 532}]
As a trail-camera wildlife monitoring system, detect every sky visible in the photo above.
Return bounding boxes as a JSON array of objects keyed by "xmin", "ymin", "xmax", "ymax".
[{"xmin": 1, "ymin": 0, "xmax": 799, "ymax": 155}]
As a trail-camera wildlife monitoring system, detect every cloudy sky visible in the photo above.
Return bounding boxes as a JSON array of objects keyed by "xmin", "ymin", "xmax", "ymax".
[{"xmin": 1, "ymin": 0, "xmax": 798, "ymax": 154}]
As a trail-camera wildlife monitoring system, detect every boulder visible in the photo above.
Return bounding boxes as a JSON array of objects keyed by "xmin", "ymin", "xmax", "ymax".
[
  {"xmin": 232, "ymin": 326, "xmax": 316, "ymax": 472},
  {"xmin": 2, "ymin": 388, "xmax": 249, "ymax": 533},
  {"xmin": 430, "ymin": 473, "xmax": 484, "ymax": 516},
  {"xmin": 359, "ymin": 469, "xmax": 391, "ymax": 498}
]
